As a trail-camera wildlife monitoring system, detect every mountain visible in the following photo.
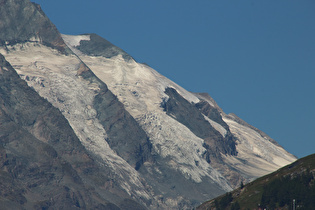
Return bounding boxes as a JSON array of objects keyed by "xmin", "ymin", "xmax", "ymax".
[
  {"xmin": 197, "ymin": 153, "xmax": 315, "ymax": 210},
  {"xmin": 0, "ymin": 0, "xmax": 297, "ymax": 209}
]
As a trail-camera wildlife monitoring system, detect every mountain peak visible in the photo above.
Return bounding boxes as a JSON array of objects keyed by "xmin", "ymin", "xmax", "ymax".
[{"xmin": 0, "ymin": 0, "xmax": 69, "ymax": 53}]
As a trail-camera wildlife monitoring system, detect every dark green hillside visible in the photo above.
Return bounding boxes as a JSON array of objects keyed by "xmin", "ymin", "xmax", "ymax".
[{"xmin": 197, "ymin": 154, "xmax": 315, "ymax": 210}]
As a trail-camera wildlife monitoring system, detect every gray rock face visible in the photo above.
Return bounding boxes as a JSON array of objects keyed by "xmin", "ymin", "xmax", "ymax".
[
  {"xmin": 77, "ymin": 33, "xmax": 132, "ymax": 60},
  {"xmin": 0, "ymin": 0, "xmax": 69, "ymax": 53},
  {"xmin": 195, "ymin": 100, "xmax": 229, "ymax": 131},
  {"xmin": 79, "ymin": 67, "xmax": 153, "ymax": 170},
  {"xmin": 162, "ymin": 88, "xmax": 237, "ymax": 160}
]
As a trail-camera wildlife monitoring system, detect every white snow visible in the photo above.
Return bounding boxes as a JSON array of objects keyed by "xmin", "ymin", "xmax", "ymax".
[
  {"xmin": 61, "ymin": 34, "xmax": 90, "ymax": 47},
  {"xmin": 138, "ymin": 112, "xmax": 232, "ymax": 191},
  {"xmin": 203, "ymin": 114, "xmax": 227, "ymax": 137},
  {"xmin": 61, "ymin": 35, "xmax": 234, "ymax": 190},
  {"xmin": 222, "ymin": 116, "xmax": 297, "ymax": 178},
  {"xmin": 61, "ymin": 34, "xmax": 91, "ymax": 56},
  {"xmin": 0, "ymin": 43, "xmax": 152, "ymax": 200}
]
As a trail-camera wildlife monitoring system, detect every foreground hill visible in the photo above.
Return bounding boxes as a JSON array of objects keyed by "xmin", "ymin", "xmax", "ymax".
[{"xmin": 197, "ymin": 154, "xmax": 315, "ymax": 210}]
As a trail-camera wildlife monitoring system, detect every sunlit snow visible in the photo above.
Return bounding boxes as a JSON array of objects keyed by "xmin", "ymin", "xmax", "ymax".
[
  {"xmin": 61, "ymin": 34, "xmax": 90, "ymax": 47},
  {"xmin": 0, "ymin": 43, "xmax": 152, "ymax": 200},
  {"xmin": 62, "ymin": 35, "xmax": 233, "ymax": 189},
  {"xmin": 203, "ymin": 114, "xmax": 227, "ymax": 137},
  {"xmin": 222, "ymin": 116, "xmax": 297, "ymax": 178}
]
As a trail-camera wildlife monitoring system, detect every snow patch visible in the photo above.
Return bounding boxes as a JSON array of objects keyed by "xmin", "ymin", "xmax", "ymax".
[
  {"xmin": 61, "ymin": 34, "xmax": 90, "ymax": 47},
  {"xmin": 203, "ymin": 114, "xmax": 227, "ymax": 137}
]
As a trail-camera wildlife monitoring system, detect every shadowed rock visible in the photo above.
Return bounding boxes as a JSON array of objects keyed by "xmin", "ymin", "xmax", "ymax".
[{"xmin": 0, "ymin": 0, "xmax": 70, "ymax": 54}]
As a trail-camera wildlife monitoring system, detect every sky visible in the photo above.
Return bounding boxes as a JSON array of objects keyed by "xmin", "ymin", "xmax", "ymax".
[{"xmin": 31, "ymin": 0, "xmax": 315, "ymax": 159}]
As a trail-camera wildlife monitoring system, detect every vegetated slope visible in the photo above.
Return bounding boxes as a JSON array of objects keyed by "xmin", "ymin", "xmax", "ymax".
[
  {"xmin": 0, "ymin": 0, "xmax": 298, "ymax": 208},
  {"xmin": 197, "ymin": 154, "xmax": 315, "ymax": 210}
]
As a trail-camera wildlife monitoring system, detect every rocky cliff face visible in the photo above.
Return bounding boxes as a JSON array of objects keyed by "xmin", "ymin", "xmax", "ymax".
[
  {"xmin": 0, "ymin": 0, "xmax": 297, "ymax": 209},
  {"xmin": 79, "ymin": 66, "xmax": 153, "ymax": 171},
  {"xmin": 163, "ymin": 87, "xmax": 237, "ymax": 160},
  {"xmin": 76, "ymin": 33, "xmax": 132, "ymax": 60},
  {"xmin": 0, "ymin": 0, "xmax": 69, "ymax": 53}
]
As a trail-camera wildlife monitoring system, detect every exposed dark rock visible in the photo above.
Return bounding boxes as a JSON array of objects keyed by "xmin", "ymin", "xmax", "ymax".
[
  {"xmin": 195, "ymin": 100, "xmax": 229, "ymax": 130},
  {"xmin": 162, "ymin": 87, "xmax": 237, "ymax": 162},
  {"xmin": 194, "ymin": 93, "xmax": 239, "ymax": 156},
  {"xmin": 137, "ymin": 157, "xmax": 227, "ymax": 208},
  {"xmin": 78, "ymin": 67, "xmax": 153, "ymax": 171},
  {"xmin": 193, "ymin": 92, "xmax": 224, "ymax": 113},
  {"xmin": 77, "ymin": 33, "xmax": 132, "ymax": 60},
  {"xmin": 0, "ymin": 0, "xmax": 70, "ymax": 54},
  {"xmin": 119, "ymin": 199, "xmax": 147, "ymax": 210}
]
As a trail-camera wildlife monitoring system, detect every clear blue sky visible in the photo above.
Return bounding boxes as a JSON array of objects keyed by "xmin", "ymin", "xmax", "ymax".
[{"xmin": 32, "ymin": 0, "xmax": 315, "ymax": 158}]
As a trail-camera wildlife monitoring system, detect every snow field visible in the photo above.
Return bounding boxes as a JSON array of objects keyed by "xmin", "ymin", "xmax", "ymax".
[
  {"xmin": 223, "ymin": 116, "xmax": 297, "ymax": 178},
  {"xmin": 62, "ymin": 35, "xmax": 233, "ymax": 190},
  {"xmin": 0, "ymin": 43, "xmax": 152, "ymax": 200}
]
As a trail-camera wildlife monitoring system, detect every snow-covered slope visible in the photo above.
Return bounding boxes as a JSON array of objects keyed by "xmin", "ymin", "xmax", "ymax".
[
  {"xmin": 61, "ymin": 34, "xmax": 296, "ymax": 184},
  {"xmin": 193, "ymin": 93, "xmax": 297, "ymax": 182},
  {"xmin": 62, "ymin": 34, "xmax": 233, "ymax": 184},
  {"xmin": 0, "ymin": 43, "xmax": 155, "ymax": 202},
  {"xmin": 222, "ymin": 114, "xmax": 296, "ymax": 179}
]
